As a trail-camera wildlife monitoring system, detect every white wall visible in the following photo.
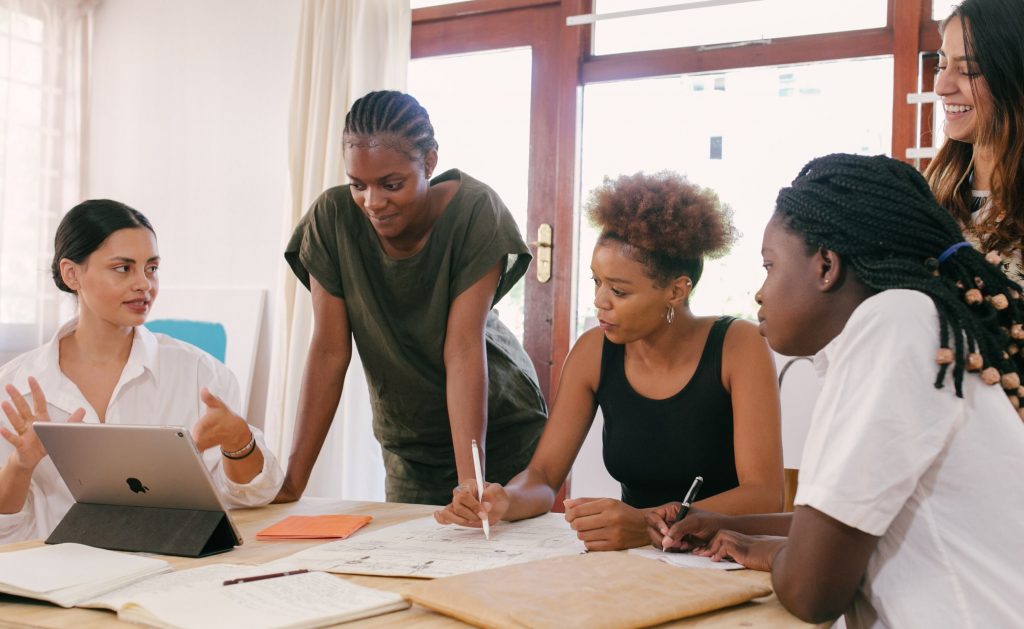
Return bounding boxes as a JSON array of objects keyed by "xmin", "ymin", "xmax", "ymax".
[
  {"xmin": 87, "ymin": 0, "xmax": 301, "ymax": 426},
  {"xmin": 774, "ymin": 352, "xmax": 821, "ymax": 470},
  {"xmin": 569, "ymin": 408, "xmax": 619, "ymax": 499}
]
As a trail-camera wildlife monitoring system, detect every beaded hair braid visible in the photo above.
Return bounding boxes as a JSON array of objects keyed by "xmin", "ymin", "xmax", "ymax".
[
  {"xmin": 343, "ymin": 91, "xmax": 438, "ymax": 160},
  {"xmin": 776, "ymin": 153, "xmax": 1024, "ymax": 417}
]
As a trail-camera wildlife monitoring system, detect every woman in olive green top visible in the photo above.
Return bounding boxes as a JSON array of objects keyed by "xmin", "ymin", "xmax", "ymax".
[{"xmin": 279, "ymin": 91, "xmax": 547, "ymax": 505}]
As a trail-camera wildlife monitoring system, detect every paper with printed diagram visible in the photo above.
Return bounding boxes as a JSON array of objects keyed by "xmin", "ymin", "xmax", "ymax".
[
  {"xmin": 628, "ymin": 546, "xmax": 745, "ymax": 570},
  {"xmin": 267, "ymin": 512, "xmax": 586, "ymax": 578}
]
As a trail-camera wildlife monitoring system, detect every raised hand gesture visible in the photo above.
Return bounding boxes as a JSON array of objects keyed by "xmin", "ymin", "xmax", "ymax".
[
  {"xmin": 190, "ymin": 388, "xmax": 250, "ymax": 453},
  {"xmin": 1, "ymin": 377, "xmax": 85, "ymax": 471}
]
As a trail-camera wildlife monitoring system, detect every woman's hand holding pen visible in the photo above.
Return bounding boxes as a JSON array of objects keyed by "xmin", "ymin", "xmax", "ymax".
[
  {"xmin": 434, "ymin": 480, "xmax": 509, "ymax": 527},
  {"xmin": 646, "ymin": 505, "xmax": 727, "ymax": 552}
]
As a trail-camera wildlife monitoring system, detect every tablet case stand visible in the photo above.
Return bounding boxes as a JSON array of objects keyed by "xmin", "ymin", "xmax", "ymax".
[{"xmin": 46, "ymin": 503, "xmax": 237, "ymax": 557}]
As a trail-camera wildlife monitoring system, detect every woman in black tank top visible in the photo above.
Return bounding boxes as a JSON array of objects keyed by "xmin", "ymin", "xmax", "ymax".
[
  {"xmin": 598, "ymin": 316, "xmax": 739, "ymax": 508},
  {"xmin": 436, "ymin": 172, "xmax": 784, "ymax": 551}
]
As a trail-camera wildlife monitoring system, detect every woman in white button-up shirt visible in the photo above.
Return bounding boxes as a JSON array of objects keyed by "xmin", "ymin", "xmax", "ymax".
[{"xmin": 0, "ymin": 199, "xmax": 283, "ymax": 543}]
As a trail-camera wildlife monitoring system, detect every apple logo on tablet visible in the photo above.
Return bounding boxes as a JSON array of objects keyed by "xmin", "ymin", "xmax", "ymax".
[{"xmin": 126, "ymin": 477, "xmax": 149, "ymax": 493}]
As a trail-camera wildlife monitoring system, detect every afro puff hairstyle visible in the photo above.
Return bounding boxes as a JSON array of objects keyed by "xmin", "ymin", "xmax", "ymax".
[{"xmin": 586, "ymin": 170, "xmax": 736, "ymax": 287}]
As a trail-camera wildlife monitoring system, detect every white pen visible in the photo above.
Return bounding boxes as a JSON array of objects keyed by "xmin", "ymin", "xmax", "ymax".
[{"xmin": 471, "ymin": 439, "xmax": 490, "ymax": 540}]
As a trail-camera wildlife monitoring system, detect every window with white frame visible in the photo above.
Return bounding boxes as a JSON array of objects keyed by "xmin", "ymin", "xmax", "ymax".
[{"xmin": 575, "ymin": 58, "xmax": 894, "ymax": 334}]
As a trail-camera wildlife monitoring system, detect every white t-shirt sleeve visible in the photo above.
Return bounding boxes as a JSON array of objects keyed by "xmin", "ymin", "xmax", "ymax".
[
  {"xmin": 196, "ymin": 356, "xmax": 284, "ymax": 507},
  {"xmin": 794, "ymin": 291, "xmax": 965, "ymax": 536}
]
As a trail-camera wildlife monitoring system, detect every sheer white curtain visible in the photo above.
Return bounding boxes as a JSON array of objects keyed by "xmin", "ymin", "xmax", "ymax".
[
  {"xmin": 264, "ymin": 0, "xmax": 410, "ymax": 500},
  {"xmin": 0, "ymin": 0, "xmax": 95, "ymax": 365}
]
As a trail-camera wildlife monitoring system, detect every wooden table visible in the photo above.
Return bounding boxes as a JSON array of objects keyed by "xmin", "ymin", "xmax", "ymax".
[{"xmin": 0, "ymin": 499, "xmax": 818, "ymax": 628}]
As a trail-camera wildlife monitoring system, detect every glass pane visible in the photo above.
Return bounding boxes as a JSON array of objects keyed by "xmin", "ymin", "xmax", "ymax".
[
  {"xmin": 593, "ymin": 0, "xmax": 888, "ymax": 55},
  {"xmin": 9, "ymin": 82, "xmax": 41, "ymax": 126},
  {"xmin": 11, "ymin": 12, "xmax": 42, "ymax": 41},
  {"xmin": 0, "ymin": 78, "xmax": 8, "ymax": 121},
  {"xmin": 575, "ymin": 56, "xmax": 893, "ymax": 336},
  {"xmin": 1, "ymin": 123, "xmax": 42, "ymax": 325},
  {"xmin": 408, "ymin": 47, "xmax": 532, "ymax": 341},
  {"xmin": 10, "ymin": 39, "xmax": 41, "ymax": 83},
  {"xmin": 0, "ymin": 10, "xmax": 50, "ymax": 348},
  {"xmin": 0, "ymin": 35, "xmax": 8, "ymax": 76}
]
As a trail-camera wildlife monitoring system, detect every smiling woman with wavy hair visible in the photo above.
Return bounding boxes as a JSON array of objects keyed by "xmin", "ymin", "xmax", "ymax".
[{"xmin": 926, "ymin": 0, "xmax": 1024, "ymax": 284}]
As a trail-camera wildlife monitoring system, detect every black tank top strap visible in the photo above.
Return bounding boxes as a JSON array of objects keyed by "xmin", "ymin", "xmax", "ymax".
[
  {"xmin": 598, "ymin": 335, "xmax": 624, "ymax": 390},
  {"xmin": 704, "ymin": 315, "xmax": 737, "ymax": 385}
]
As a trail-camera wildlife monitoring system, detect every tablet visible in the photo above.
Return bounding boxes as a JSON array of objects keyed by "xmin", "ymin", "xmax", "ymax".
[{"xmin": 35, "ymin": 423, "xmax": 242, "ymax": 554}]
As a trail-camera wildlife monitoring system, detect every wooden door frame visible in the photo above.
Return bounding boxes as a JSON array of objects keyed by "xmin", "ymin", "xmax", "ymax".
[{"xmin": 412, "ymin": 1, "xmax": 589, "ymax": 400}]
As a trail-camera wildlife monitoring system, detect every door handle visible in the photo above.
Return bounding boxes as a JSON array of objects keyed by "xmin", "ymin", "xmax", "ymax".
[{"xmin": 530, "ymin": 223, "xmax": 553, "ymax": 283}]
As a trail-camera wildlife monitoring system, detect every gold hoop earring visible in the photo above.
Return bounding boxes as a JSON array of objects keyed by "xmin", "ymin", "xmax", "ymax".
[{"xmin": 666, "ymin": 305, "xmax": 675, "ymax": 324}]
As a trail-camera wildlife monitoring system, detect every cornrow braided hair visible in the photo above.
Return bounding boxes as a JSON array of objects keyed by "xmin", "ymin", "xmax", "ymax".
[
  {"xmin": 776, "ymin": 153, "xmax": 1024, "ymax": 417},
  {"xmin": 343, "ymin": 90, "xmax": 438, "ymax": 160}
]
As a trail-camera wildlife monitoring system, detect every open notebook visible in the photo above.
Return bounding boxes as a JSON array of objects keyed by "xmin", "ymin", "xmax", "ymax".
[
  {"xmin": 112, "ymin": 569, "xmax": 408, "ymax": 629},
  {"xmin": 0, "ymin": 544, "xmax": 408, "ymax": 628},
  {"xmin": 0, "ymin": 543, "xmax": 170, "ymax": 608}
]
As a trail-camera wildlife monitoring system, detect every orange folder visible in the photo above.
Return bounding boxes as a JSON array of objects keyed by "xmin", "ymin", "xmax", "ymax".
[{"xmin": 255, "ymin": 514, "xmax": 373, "ymax": 540}]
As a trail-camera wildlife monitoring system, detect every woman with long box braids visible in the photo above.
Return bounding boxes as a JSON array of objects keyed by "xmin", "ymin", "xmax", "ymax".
[{"xmin": 649, "ymin": 153, "xmax": 1024, "ymax": 628}]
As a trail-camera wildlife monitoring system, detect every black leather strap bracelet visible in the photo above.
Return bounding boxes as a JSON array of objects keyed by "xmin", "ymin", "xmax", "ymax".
[{"xmin": 221, "ymin": 432, "xmax": 256, "ymax": 460}]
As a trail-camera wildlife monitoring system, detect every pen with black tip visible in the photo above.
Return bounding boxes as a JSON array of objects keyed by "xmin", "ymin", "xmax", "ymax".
[{"xmin": 662, "ymin": 475, "xmax": 703, "ymax": 551}]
